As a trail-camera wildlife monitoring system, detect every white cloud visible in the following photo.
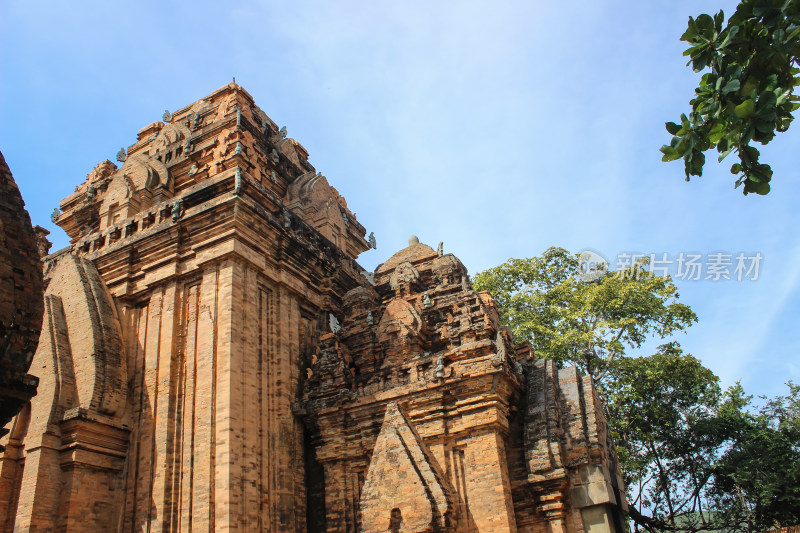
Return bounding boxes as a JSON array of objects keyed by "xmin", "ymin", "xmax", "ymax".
[{"xmin": 2, "ymin": 0, "xmax": 795, "ymax": 400}]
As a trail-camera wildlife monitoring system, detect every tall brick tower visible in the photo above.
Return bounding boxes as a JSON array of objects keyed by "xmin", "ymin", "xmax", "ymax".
[{"xmin": 0, "ymin": 84, "xmax": 626, "ymax": 533}]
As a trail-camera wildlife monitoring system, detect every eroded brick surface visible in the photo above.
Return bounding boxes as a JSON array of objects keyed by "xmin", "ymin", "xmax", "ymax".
[
  {"xmin": 0, "ymin": 150, "xmax": 41, "ymax": 452},
  {"xmin": 1, "ymin": 84, "xmax": 626, "ymax": 532}
]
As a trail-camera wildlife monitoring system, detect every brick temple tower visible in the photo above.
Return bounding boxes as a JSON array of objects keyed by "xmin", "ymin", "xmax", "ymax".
[{"xmin": 0, "ymin": 84, "xmax": 626, "ymax": 533}]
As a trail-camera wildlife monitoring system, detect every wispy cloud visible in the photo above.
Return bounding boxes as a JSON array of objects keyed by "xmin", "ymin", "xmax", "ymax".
[{"xmin": 2, "ymin": 0, "xmax": 796, "ymax": 400}]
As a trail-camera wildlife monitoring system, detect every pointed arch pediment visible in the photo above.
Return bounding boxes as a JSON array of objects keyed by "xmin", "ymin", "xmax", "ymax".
[
  {"xmin": 40, "ymin": 254, "xmax": 127, "ymax": 418},
  {"xmin": 360, "ymin": 403, "xmax": 457, "ymax": 533}
]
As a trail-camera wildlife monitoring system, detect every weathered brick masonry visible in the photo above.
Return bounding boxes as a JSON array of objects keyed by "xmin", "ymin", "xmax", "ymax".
[
  {"xmin": 0, "ymin": 151, "xmax": 43, "ymax": 439},
  {"xmin": 0, "ymin": 84, "xmax": 627, "ymax": 532},
  {"xmin": 0, "ymin": 151, "xmax": 44, "ymax": 531}
]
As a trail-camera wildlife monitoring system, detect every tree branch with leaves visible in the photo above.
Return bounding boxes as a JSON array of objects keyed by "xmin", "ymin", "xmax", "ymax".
[{"xmin": 661, "ymin": 0, "xmax": 800, "ymax": 195}]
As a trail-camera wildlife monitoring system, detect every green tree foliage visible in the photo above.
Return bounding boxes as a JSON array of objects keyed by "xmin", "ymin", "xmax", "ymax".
[
  {"xmin": 474, "ymin": 249, "xmax": 800, "ymax": 532},
  {"xmin": 472, "ymin": 247, "xmax": 696, "ymax": 386},
  {"xmin": 710, "ymin": 382, "xmax": 800, "ymax": 530},
  {"xmin": 606, "ymin": 346, "xmax": 734, "ymax": 531},
  {"xmin": 660, "ymin": 0, "xmax": 800, "ymax": 195}
]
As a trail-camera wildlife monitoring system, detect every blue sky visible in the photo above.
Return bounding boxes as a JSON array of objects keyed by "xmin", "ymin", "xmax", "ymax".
[{"xmin": 1, "ymin": 0, "xmax": 797, "ymax": 400}]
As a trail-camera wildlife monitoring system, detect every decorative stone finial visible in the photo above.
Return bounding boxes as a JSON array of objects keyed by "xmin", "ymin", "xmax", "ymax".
[
  {"xmin": 162, "ymin": 110, "xmax": 172, "ymax": 122},
  {"xmin": 368, "ymin": 232, "xmax": 377, "ymax": 250},
  {"xmin": 234, "ymin": 167, "xmax": 242, "ymax": 195},
  {"xmin": 433, "ymin": 355, "xmax": 445, "ymax": 380},
  {"xmin": 50, "ymin": 208, "xmax": 60, "ymax": 223},
  {"xmin": 329, "ymin": 313, "xmax": 341, "ymax": 334},
  {"xmin": 422, "ymin": 293, "xmax": 432, "ymax": 308},
  {"xmin": 437, "ymin": 242, "xmax": 443, "ymax": 256},
  {"xmin": 116, "ymin": 147, "xmax": 127, "ymax": 163},
  {"xmin": 279, "ymin": 126, "xmax": 287, "ymax": 139},
  {"xmin": 408, "ymin": 235, "xmax": 419, "ymax": 246},
  {"xmin": 33, "ymin": 226, "xmax": 52, "ymax": 258},
  {"xmin": 491, "ymin": 332, "xmax": 507, "ymax": 368},
  {"xmin": 171, "ymin": 200, "xmax": 184, "ymax": 222}
]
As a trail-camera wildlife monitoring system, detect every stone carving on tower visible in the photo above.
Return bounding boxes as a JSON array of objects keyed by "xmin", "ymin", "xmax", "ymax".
[{"xmin": 300, "ymin": 237, "xmax": 627, "ymax": 533}]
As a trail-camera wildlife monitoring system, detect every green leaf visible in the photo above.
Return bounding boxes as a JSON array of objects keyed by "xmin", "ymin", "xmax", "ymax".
[
  {"xmin": 755, "ymin": 91, "xmax": 778, "ymax": 119},
  {"xmin": 755, "ymin": 119, "xmax": 775, "ymax": 133},
  {"xmin": 687, "ymin": 149, "xmax": 706, "ymax": 176},
  {"xmin": 692, "ymin": 49, "xmax": 713, "ymax": 72},
  {"xmin": 717, "ymin": 24, "xmax": 740, "ymax": 49},
  {"xmin": 660, "ymin": 145, "xmax": 683, "ymax": 162},
  {"xmin": 713, "ymin": 10, "xmax": 725, "ymax": 30},
  {"xmin": 742, "ymin": 77, "xmax": 760, "ymax": 97},
  {"xmin": 744, "ymin": 179, "xmax": 771, "ymax": 195},
  {"xmin": 695, "ymin": 14, "xmax": 715, "ymax": 37},
  {"xmin": 740, "ymin": 145, "xmax": 761, "ymax": 165},
  {"xmin": 765, "ymin": 74, "xmax": 779, "ymax": 92},
  {"xmin": 722, "ymin": 79, "xmax": 741, "ymax": 95},
  {"xmin": 708, "ymin": 121, "xmax": 726, "ymax": 142},
  {"xmin": 735, "ymin": 99, "xmax": 756, "ymax": 118},
  {"xmin": 753, "ymin": 4, "xmax": 779, "ymax": 17},
  {"xmin": 751, "ymin": 163, "xmax": 773, "ymax": 183},
  {"xmin": 681, "ymin": 17, "xmax": 699, "ymax": 41},
  {"xmin": 665, "ymin": 122, "xmax": 682, "ymax": 135}
]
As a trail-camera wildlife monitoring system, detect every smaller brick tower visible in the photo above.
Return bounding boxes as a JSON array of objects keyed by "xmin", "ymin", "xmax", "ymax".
[{"xmin": 301, "ymin": 237, "xmax": 627, "ymax": 533}]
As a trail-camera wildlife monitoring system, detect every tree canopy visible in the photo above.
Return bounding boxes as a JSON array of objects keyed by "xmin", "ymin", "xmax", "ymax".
[
  {"xmin": 660, "ymin": 0, "xmax": 800, "ymax": 195},
  {"xmin": 710, "ymin": 382, "xmax": 800, "ymax": 530},
  {"xmin": 606, "ymin": 346, "xmax": 735, "ymax": 531},
  {"xmin": 474, "ymin": 248, "xmax": 800, "ymax": 532},
  {"xmin": 472, "ymin": 247, "xmax": 696, "ymax": 386}
]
